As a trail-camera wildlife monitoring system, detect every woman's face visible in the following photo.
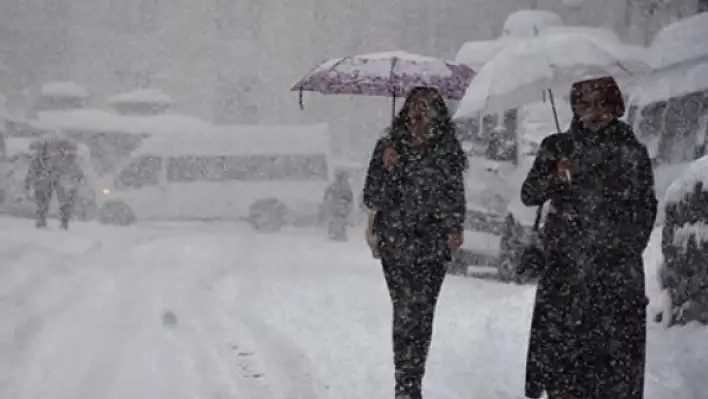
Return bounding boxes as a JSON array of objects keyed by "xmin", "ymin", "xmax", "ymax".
[
  {"xmin": 574, "ymin": 85, "xmax": 614, "ymax": 131},
  {"xmin": 407, "ymin": 93, "xmax": 434, "ymax": 127}
]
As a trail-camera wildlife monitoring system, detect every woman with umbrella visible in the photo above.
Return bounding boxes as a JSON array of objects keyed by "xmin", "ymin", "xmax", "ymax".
[
  {"xmin": 520, "ymin": 76, "xmax": 656, "ymax": 399},
  {"xmin": 363, "ymin": 86, "xmax": 467, "ymax": 399}
]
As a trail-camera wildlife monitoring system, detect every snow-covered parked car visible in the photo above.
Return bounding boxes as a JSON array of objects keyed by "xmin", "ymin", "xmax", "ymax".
[
  {"xmin": 95, "ymin": 123, "xmax": 334, "ymax": 231},
  {"xmin": 658, "ymin": 155, "xmax": 708, "ymax": 326}
]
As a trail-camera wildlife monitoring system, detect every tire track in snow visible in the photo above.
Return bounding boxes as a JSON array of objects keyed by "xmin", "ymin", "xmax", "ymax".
[
  {"xmin": 198, "ymin": 246, "xmax": 324, "ymax": 399},
  {"xmin": 0, "ymin": 241, "xmax": 108, "ymax": 399},
  {"xmin": 157, "ymin": 234, "xmax": 322, "ymax": 399}
]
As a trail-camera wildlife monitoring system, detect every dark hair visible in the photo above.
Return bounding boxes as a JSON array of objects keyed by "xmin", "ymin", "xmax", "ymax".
[
  {"xmin": 570, "ymin": 76, "xmax": 625, "ymax": 118},
  {"xmin": 389, "ymin": 86, "xmax": 468, "ymax": 171}
]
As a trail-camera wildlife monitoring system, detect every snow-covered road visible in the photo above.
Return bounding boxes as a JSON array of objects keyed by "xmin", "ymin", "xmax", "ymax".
[{"xmin": 0, "ymin": 217, "xmax": 705, "ymax": 399}]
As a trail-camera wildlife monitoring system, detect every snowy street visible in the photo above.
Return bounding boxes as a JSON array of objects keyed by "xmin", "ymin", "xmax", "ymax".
[{"xmin": 0, "ymin": 217, "xmax": 705, "ymax": 399}]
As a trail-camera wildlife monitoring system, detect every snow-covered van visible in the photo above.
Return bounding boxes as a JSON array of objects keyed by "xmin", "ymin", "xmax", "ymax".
[
  {"xmin": 0, "ymin": 137, "xmax": 98, "ymax": 220},
  {"xmin": 95, "ymin": 123, "xmax": 333, "ymax": 230}
]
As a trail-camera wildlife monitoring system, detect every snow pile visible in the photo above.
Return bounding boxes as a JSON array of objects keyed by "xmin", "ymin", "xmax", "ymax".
[
  {"xmin": 107, "ymin": 89, "xmax": 175, "ymax": 105},
  {"xmin": 649, "ymin": 12, "xmax": 708, "ymax": 69},
  {"xmin": 40, "ymin": 81, "xmax": 90, "ymax": 99},
  {"xmin": 501, "ymin": 9, "xmax": 564, "ymax": 37},
  {"xmin": 630, "ymin": 13, "xmax": 708, "ymax": 107},
  {"xmin": 664, "ymin": 155, "xmax": 708, "ymax": 205},
  {"xmin": 632, "ymin": 62, "xmax": 708, "ymax": 107},
  {"xmin": 455, "ymin": 37, "xmax": 522, "ymax": 71}
]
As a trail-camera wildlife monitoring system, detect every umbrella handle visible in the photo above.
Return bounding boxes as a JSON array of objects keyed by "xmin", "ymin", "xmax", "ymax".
[
  {"xmin": 298, "ymin": 88, "xmax": 304, "ymax": 111},
  {"xmin": 547, "ymin": 89, "xmax": 562, "ymax": 133}
]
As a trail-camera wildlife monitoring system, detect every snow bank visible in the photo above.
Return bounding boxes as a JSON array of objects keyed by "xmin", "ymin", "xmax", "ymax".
[
  {"xmin": 40, "ymin": 81, "xmax": 90, "ymax": 99},
  {"xmin": 649, "ymin": 12, "xmax": 708, "ymax": 69},
  {"xmin": 455, "ymin": 37, "xmax": 521, "ymax": 71},
  {"xmin": 631, "ymin": 61, "xmax": 708, "ymax": 107},
  {"xmin": 501, "ymin": 9, "xmax": 564, "ymax": 38},
  {"xmin": 107, "ymin": 89, "xmax": 175, "ymax": 105},
  {"xmin": 664, "ymin": 155, "xmax": 708, "ymax": 205}
]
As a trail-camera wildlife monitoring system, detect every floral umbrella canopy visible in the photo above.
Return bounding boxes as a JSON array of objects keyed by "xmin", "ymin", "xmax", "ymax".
[{"xmin": 291, "ymin": 50, "xmax": 476, "ymax": 119}]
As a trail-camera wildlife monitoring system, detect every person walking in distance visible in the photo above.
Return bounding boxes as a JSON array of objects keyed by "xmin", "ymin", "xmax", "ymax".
[
  {"xmin": 25, "ymin": 139, "xmax": 84, "ymax": 230},
  {"xmin": 363, "ymin": 86, "xmax": 467, "ymax": 399}
]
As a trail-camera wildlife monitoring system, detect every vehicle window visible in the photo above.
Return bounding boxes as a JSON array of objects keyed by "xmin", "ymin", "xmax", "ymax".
[
  {"xmin": 166, "ymin": 154, "xmax": 329, "ymax": 182},
  {"xmin": 114, "ymin": 155, "xmax": 162, "ymax": 190}
]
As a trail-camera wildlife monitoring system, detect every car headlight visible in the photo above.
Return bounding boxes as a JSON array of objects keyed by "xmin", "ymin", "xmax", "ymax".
[{"xmin": 102, "ymin": 188, "xmax": 111, "ymax": 195}]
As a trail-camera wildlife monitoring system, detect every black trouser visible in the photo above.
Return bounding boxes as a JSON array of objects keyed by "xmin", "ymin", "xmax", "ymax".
[
  {"xmin": 382, "ymin": 255, "xmax": 446, "ymax": 399},
  {"xmin": 35, "ymin": 180, "xmax": 75, "ymax": 229}
]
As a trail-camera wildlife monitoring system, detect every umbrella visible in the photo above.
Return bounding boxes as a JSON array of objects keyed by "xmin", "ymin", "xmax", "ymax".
[
  {"xmin": 453, "ymin": 32, "xmax": 651, "ymax": 132},
  {"xmin": 291, "ymin": 50, "xmax": 475, "ymax": 119}
]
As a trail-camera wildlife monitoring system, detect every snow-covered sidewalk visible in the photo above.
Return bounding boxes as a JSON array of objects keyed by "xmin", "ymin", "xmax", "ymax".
[{"xmin": 0, "ymin": 217, "xmax": 704, "ymax": 399}]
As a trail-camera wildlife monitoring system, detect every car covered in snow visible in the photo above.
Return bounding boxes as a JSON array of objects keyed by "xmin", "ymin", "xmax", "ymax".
[{"xmin": 95, "ymin": 123, "xmax": 334, "ymax": 231}]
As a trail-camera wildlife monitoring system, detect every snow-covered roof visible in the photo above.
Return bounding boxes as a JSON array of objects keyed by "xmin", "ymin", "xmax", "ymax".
[
  {"xmin": 116, "ymin": 113, "xmax": 211, "ymax": 134},
  {"xmin": 630, "ymin": 61, "xmax": 708, "ymax": 107},
  {"xmin": 649, "ymin": 13, "xmax": 708, "ymax": 69},
  {"xmin": 36, "ymin": 109, "xmax": 211, "ymax": 135},
  {"xmin": 135, "ymin": 123, "xmax": 331, "ymax": 157},
  {"xmin": 40, "ymin": 81, "xmax": 90, "ymax": 99},
  {"xmin": 455, "ymin": 37, "xmax": 522, "ymax": 70},
  {"xmin": 107, "ymin": 89, "xmax": 175, "ymax": 105},
  {"xmin": 665, "ymin": 155, "xmax": 708, "ymax": 205},
  {"xmin": 501, "ymin": 9, "xmax": 564, "ymax": 38}
]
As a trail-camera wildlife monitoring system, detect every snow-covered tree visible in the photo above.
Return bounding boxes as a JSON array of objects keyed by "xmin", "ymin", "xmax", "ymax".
[{"xmin": 660, "ymin": 155, "xmax": 708, "ymax": 325}]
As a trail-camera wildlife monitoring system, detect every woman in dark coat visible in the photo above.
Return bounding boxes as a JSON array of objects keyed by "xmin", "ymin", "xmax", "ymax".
[
  {"xmin": 363, "ymin": 86, "xmax": 467, "ymax": 399},
  {"xmin": 521, "ymin": 76, "xmax": 657, "ymax": 399}
]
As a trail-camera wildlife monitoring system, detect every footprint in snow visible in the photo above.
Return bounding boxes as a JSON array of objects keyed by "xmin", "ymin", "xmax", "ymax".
[{"xmin": 162, "ymin": 310, "xmax": 178, "ymax": 327}]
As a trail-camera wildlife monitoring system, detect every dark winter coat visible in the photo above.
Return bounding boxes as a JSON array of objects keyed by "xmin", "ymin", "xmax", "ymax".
[
  {"xmin": 25, "ymin": 151, "xmax": 84, "ymax": 191},
  {"xmin": 521, "ymin": 119, "xmax": 657, "ymax": 399},
  {"xmin": 362, "ymin": 129, "xmax": 466, "ymax": 263}
]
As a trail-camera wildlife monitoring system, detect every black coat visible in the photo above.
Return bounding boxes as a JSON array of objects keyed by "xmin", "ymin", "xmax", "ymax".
[
  {"xmin": 521, "ymin": 119, "xmax": 657, "ymax": 399},
  {"xmin": 362, "ymin": 130, "xmax": 466, "ymax": 263}
]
